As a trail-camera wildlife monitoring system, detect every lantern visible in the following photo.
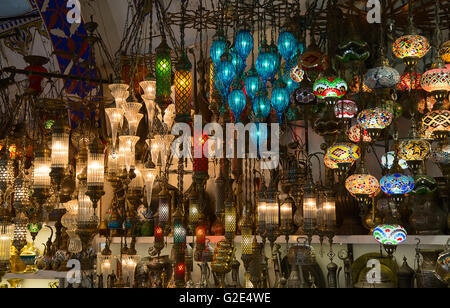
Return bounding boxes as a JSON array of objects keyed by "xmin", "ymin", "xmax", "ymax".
[
  {"xmin": 271, "ymin": 79, "xmax": 290, "ymax": 123},
  {"xmin": 348, "ymin": 125, "xmax": 372, "ymax": 143},
  {"xmin": 357, "ymin": 108, "xmax": 393, "ymax": 140},
  {"xmin": 421, "ymin": 66, "xmax": 450, "ymax": 100},
  {"xmin": 283, "ymin": 62, "xmax": 299, "ymax": 95},
  {"xmin": 320, "ymin": 191, "xmax": 336, "ymax": 232},
  {"xmin": 51, "ymin": 119, "xmax": 69, "ymax": 169},
  {"xmin": 32, "ymin": 143, "xmax": 51, "ymax": 190},
  {"xmin": 373, "ymin": 224, "xmax": 407, "ymax": 256},
  {"xmin": 173, "ymin": 208, "xmax": 186, "ymax": 245},
  {"xmin": 78, "ymin": 185, "xmax": 94, "ymax": 225},
  {"xmin": 253, "ymin": 90, "xmax": 271, "ymax": 120},
  {"xmin": 158, "ymin": 186, "xmax": 170, "ymax": 231},
  {"xmin": 224, "ymin": 201, "xmax": 236, "ymax": 236},
  {"xmin": 244, "ymin": 65, "xmax": 262, "ymax": 102},
  {"xmin": 363, "ymin": 59, "xmax": 400, "ymax": 90},
  {"xmin": 392, "ymin": 35, "xmax": 430, "ymax": 66},
  {"xmin": 24, "ymin": 55, "xmax": 48, "ymax": 92},
  {"xmin": 380, "ymin": 173, "xmax": 414, "ymax": 196},
  {"xmin": 313, "ymin": 77, "xmax": 347, "ymax": 105},
  {"xmin": 257, "ymin": 190, "xmax": 267, "ymax": 233},
  {"xmin": 302, "ymin": 178, "xmax": 317, "ymax": 233},
  {"xmin": 327, "ymin": 142, "xmax": 361, "ymax": 174},
  {"xmin": 0, "ymin": 225, "xmax": 13, "ymax": 267},
  {"xmin": 235, "ymin": 26, "xmax": 253, "ymax": 61},
  {"xmin": 334, "ymin": 100, "xmax": 358, "ymax": 119},
  {"xmin": 422, "ymin": 110, "xmax": 450, "ymax": 142},
  {"xmin": 228, "ymin": 87, "xmax": 247, "ymax": 123},
  {"xmin": 398, "ymin": 138, "xmax": 431, "ymax": 170},
  {"xmin": 278, "ymin": 28, "xmax": 298, "ymax": 62},
  {"xmin": 118, "ymin": 135, "xmax": 140, "ymax": 172},
  {"xmin": 87, "ymin": 136, "xmax": 105, "ymax": 211},
  {"xmin": 105, "ymin": 108, "xmax": 124, "ymax": 151},
  {"xmin": 216, "ymin": 51, "xmax": 236, "ymax": 97},
  {"xmin": 189, "ymin": 189, "xmax": 200, "ymax": 230},
  {"xmin": 155, "ymin": 39, "xmax": 172, "ymax": 110},
  {"xmin": 345, "ymin": 173, "xmax": 380, "ymax": 205},
  {"xmin": 210, "ymin": 30, "xmax": 228, "ymax": 67},
  {"xmin": 440, "ymin": 40, "xmax": 450, "ymax": 63},
  {"xmin": 231, "ymin": 48, "xmax": 245, "ymax": 75},
  {"xmin": 280, "ymin": 196, "xmax": 294, "ymax": 234},
  {"xmin": 256, "ymin": 41, "xmax": 279, "ymax": 85},
  {"xmin": 265, "ymin": 194, "xmax": 279, "ymax": 231},
  {"xmin": 61, "ymin": 199, "xmax": 82, "ymax": 253},
  {"xmin": 174, "ymin": 53, "xmax": 192, "ymax": 123},
  {"xmin": 122, "ymin": 102, "xmax": 143, "ymax": 136}
]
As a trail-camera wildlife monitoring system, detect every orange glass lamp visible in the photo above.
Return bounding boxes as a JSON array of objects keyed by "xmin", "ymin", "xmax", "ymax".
[
  {"xmin": 345, "ymin": 161, "xmax": 380, "ymax": 207},
  {"xmin": 174, "ymin": 53, "xmax": 192, "ymax": 123}
]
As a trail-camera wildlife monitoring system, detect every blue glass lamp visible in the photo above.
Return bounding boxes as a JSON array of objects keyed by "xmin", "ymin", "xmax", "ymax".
[
  {"xmin": 278, "ymin": 29, "xmax": 298, "ymax": 62},
  {"xmin": 235, "ymin": 26, "xmax": 253, "ymax": 61},
  {"xmin": 271, "ymin": 79, "xmax": 290, "ymax": 123},
  {"xmin": 228, "ymin": 82, "xmax": 247, "ymax": 123},
  {"xmin": 253, "ymin": 90, "xmax": 271, "ymax": 120},
  {"xmin": 231, "ymin": 48, "xmax": 245, "ymax": 76},
  {"xmin": 256, "ymin": 41, "xmax": 279, "ymax": 87},
  {"xmin": 244, "ymin": 64, "xmax": 262, "ymax": 102},
  {"xmin": 210, "ymin": 30, "xmax": 228, "ymax": 67},
  {"xmin": 216, "ymin": 51, "xmax": 236, "ymax": 98}
]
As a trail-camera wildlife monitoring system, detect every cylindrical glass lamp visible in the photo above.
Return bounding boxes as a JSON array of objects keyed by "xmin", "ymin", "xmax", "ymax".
[
  {"xmin": 174, "ymin": 53, "xmax": 192, "ymax": 123},
  {"xmin": 51, "ymin": 119, "xmax": 69, "ymax": 169},
  {"xmin": 105, "ymin": 108, "xmax": 124, "ymax": 151},
  {"xmin": 155, "ymin": 39, "xmax": 172, "ymax": 110}
]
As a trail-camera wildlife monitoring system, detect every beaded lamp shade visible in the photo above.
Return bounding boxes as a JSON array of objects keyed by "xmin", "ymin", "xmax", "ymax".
[
  {"xmin": 397, "ymin": 72, "xmax": 422, "ymax": 91},
  {"xmin": 290, "ymin": 65, "xmax": 304, "ymax": 83},
  {"xmin": 327, "ymin": 142, "xmax": 361, "ymax": 164},
  {"xmin": 348, "ymin": 125, "xmax": 372, "ymax": 143},
  {"xmin": 334, "ymin": 100, "xmax": 358, "ymax": 119},
  {"xmin": 420, "ymin": 68, "xmax": 450, "ymax": 93},
  {"xmin": 392, "ymin": 35, "xmax": 430, "ymax": 60},
  {"xmin": 313, "ymin": 77, "xmax": 348, "ymax": 100},
  {"xmin": 174, "ymin": 54, "xmax": 192, "ymax": 123},
  {"xmin": 398, "ymin": 139, "xmax": 431, "ymax": 161},
  {"xmin": 155, "ymin": 40, "xmax": 172, "ymax": 110},
  {"xmin": 380, "ymin": 173, "xmax": 414, "ymax": 195},
  {"xmin": 439, "ymin": 40, "xmax": 450, "ymax": 63},
  {"xmin": 364, "ymin": 63, "xmax": 400, "ymax": 90},
  {"xmin": 345, "ymin": 173, "xmax": 380, "ymax": 197},
  {"xmin": 358, "ymin": 108, "xmax": 393, "ymax": 130},
  {"xmin": 422, "ymin": 110, "xmax": 450, "ymax": 135},
  {"xmin": 373, "ymin": 224, "xmax": 407, "ymax": 246}
]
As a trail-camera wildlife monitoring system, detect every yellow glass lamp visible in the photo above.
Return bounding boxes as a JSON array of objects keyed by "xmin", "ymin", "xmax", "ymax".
[{"xmin": 174, "ymin": 53, "xmax": 192, "ymax": 123}]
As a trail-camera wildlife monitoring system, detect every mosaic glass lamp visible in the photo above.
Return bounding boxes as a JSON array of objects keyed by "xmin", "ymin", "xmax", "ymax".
[
  {"xmin": 357, "ymin": 108, "xmax": 393, "ymax": 140},
  {"xmin": 313, "ymin": 77, "xmax": 348, "ymax": 104},
  {"xmin": 334, "ymin": 100, "xmax": 358, "ymax": 119},
  {"xmin": 348, "ymin": 125, "xmax": 372, "ymax": 143},
  {"xmin": 397, "ymin": 72, "xmax": 422, "ymax": 91},
  {"xmin": 381, "ymin": 151, "xmax": 408, "ymax": 170},
  {"xmin": 363, "ymin": 57, "xmax": 400, "ymax": 92},
  {"xmin": 290, "ymin": 65, "xmax": 304, "ymax": 83},
  {"xmin": 345, "ymin": 161, "xmax": 380, "ymax": 206},
  {"xmin": 373, "ymin": 224, "xmax": 407, "ymax": 256},
  {"xmin": 421, "ymin": 63, "xmax": 450, "ymax": 101},
  {"xmin": 380, "ymin": 173, "xmax": 414, "ymax": 202},
  {"xmin": 398, "ymin": 137, "xmax": 431, "ymax": 174},
  {"xmin": 422, "ymin": 110, "xmax": 450, "ymax": 145},
  {"xmin": 327, "ymin": 141, "xmax": 360, "ymax": 176},
  {"xmin": 392, "ymin": 35, "xmax": 430, "ymax": 67},
  {"xmin": 430, "ymin": 144, "xmax": 450, "ymax": 176},
  {"xmin": 440, "ymin": 40, "xmax": 450, "ymax": 63}
]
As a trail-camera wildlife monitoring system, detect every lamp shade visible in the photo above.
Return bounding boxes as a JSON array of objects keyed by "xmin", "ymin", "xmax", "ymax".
[
  {"xmin": 278, "ymin": 30, "xmax": 298, "ymax": 62},
  {"xmin": 364, "ymin": 63, "xmax": 400, "ymax": 90},
  {"xmin": 155, "ymin": 40, "xmax": 172, "ymax": 110},
  {"xmin": 87, "ymin": 137, "xmax": 105, "ymax": 188},
  {"xmin": 345, "ymin": 174, "xmax": 380, "ymax": 196},
  {"xmin": 290, "ymin": 65, "xmax": 304, "ymax": 83},
  {"xmin": 398, "ymin": 139, "xmax": 431, "ymax": 162},
  {"xmin": 357, "ymin": 108, "xmax": 393, "ymax": 130},
  {"xmin": 380, "ymin": 173, "xmax": 414, "ymax": 195},
  {"xmin": 231, "ymin": 48, "xmax": 245, "ymax": 75},
  {"xmin": 109, "ymin": 83, "xmax": 129, "ymax": 108},
  {"xmin": 373, "ymin": 224, "xmax": 407, "ymax": 246},
  {"xmin": 271, "ymin": 80, "xmax": 290, "ymax": 123},
  {"xmin": 334, "ymin": 100, "xmax": 358, "ymax": 119},
  {"xmin": 256, "ymin": 42, "xmax": 278, "ymax": 83},
  {"xmin": 440, "ymin": 40, "xmax": 450, "ymax": 63},
  {"xmin": 244, "ymin": 65, "xmax": 262, "ymax": 102},
  {"xmin": 397, "ymin": 72, "xmax": 422, "ymax": 91},
  {"xmin": 139, "ymin": 80, "xmax": 156, "ymax": 99},
  {"xmin": 228, "ymin": 88, "xmax": 247, "ymax": 123},
  {"xmin": 32, "ymin": 145, "xmax": 51, "ymax": 189},
  {"xmin": 327, "ymin": 142, "xmax": 361, "ymax": 164},
  {"xmin": 422, "ymin": 110, "xmax": 450, "ymax": 135},
  {"xmin": 216, "ymin": 53, "xmax": 236, "ymax": 95},
  {"xmin": 210, "ymin": 31, "xmax": 227, "ymax": 66},
  {"xmin": 235, "ymin": 28, "xmax": 253, "ymax": 61},
  {"xmin": 313, "ymin": 77, "xmax": 348, "ymax": 100},
  {"xmin": 253, "ymin": 91, "xmax": 271, "ymax": 119},
  {"xmin": 392, "ymin": 35, "xmax": 430, "ymax": 60},
  {"xmin": 291, "ymin": 87, "xmax": 316, "ymax": 105},
  {"xmin": 348, "ymin": 125, "xmax": 372, "ymax": 143},
  {"xmin": 174, "ymin": 54, "xmax": 192, "ymax": 122},
  {"xmin": 420, "ymin": 67, "xmax": 450, "ymax": 93},
  {"xmin": 105, "ymin": 108, "xmax": 124, "ymax": 150}
]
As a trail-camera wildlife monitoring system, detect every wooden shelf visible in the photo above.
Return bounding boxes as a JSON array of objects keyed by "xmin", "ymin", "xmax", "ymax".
[
  {"xmin": 95, "ymin": 235, "xmax": 450, "ymax": 246},
  {"xmin": 3, "ymin": 271, "xmax": 69, "ymax": 280}
]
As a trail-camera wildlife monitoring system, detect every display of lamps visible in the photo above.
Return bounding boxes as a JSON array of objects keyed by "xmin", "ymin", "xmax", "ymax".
[
  {"xmin": 174, "ymin": 52, "xmax": 192, "ymax": 123},
  {"xmin": 50, "ymin": 119, "xmax": 69, "ymax": 190},
  {"xmin": 271, "ymin": 79, "xmax": 290, "ymax": 123},
  {"xmin": 105, "ymin": 107, "xmax": 124, "ymax": 152},
  {"xmin": 373, "ymin": 224, "xmax": 407, "ymax": 256},
  {"xmin": 155, "ymin": 39, "xmax": 172, "ymax": 110},
  {"xmin": 86, "ymin": 135, "xmax": 105, "ymax": 212},
  {"xmin": 123, "ymin": 102, "xmax": 143, "ymax": 136},
  {"xmin": 357, "ymin": 108, "xmax": 393, "ymax": 140}
]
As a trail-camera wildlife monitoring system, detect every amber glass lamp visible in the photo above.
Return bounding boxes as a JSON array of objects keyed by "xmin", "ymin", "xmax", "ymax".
[
  {"xmin": 174, "ymin": 53, "xmax": 192, "ymax": 123},
  {"xmin": 345, "ymin": 160, "xmax": 380, "ymax": 207}
]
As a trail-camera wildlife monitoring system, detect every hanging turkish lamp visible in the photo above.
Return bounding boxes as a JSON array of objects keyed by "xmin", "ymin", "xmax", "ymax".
[
  {"xmin": 105, "ymin": 107, "xmax": 124, "ymax": 153},
  {"xmin": 86, "ymin": 135, "xmax": 105, "ymax": 213},
  {"xmin": 141, "ymin": 167, "xmax": 156, "ymax": 209},
  {"xmin": 174, "ymin": 52, "xmax": 192, "ymax": 123},
  {"xmin": 253, "ymin": 90, "xmax": 271, "ymax": 120},
  {"xmin": 122, "ymin": 102, "xmax": 143, "ymax": 136},
  {"xmin": 302, "ymin": 170, "xmax": 317, "ymax": 244},
  {"xmin": 271, "ymin": 78, "xmax": 290, "ymax": 123},
  {"xmin": 398, "ymin": 121, "xmax": 432, "ymax": 174},
  {"xmin": 347, "ymin": 124, "xmax": 372, "ymax": 143},
  {"xmin": 345, "ymin": 159, "xmax": 380, "ymax": 207},
  {"xmin": 357, "ymin": 107, "xmax": 393, "ymax": 140},
  {"xmin": 109, "ymin": 83, "xmax": 129, "ymax": 109},
  {"xmin": 313, "ymin": 75, "xmax": 348, "ymax": 106},
  {"xmin": 380, "ymin": 158, "xmax": 415, "ymax": 205},
  {"xmin": 50, "ymin": 118, "xmax": 69, "ymax": 190},
  {"xmin": 244, "ymin": 64, "xmax": 262, "ymax": 102},
  {"xmin": 32, "ymin": 142, "xmax": 51, "ymax": 203},
  {"xmin": 334, "ymin": 100, "xmax": 358, "ymax": 119},
  {"xmin": 336, "ymin": 17, "xmax": 370, "ymax": 63},
  {"xmin": 210, "ymin": 29, "xmax": 228, "ymax": 67},
  {"xmin": 228, "ymin": 80, "xmax": 247, "ymax": 123},
  {"xmin": 440, "ymin": 40, "xmax": 450, "ymax": 63},
  {"xmin": 256, "ymin": 40, "xmax": 279, "ymax": 88},
  {"xmin": 373, "ymin": 224, "xmax": 407, "ymax": 256},
  {"xmin": 234, "ymin": 22, "xmax": 253, "ymax": 61},
  {"xmin": 392, "ymin": 19, "xmax": 430, "ymax": 67},
  {"xmin": 216, "ymin": 50, "xmax": 236, "ymax": 99},
  {"xmin": 155, "ymin": 39, "xmax": 172, "ymax": 110},
  {"xmin": 363, "ymin": 56, "xmax": 400, "ymax": 96},
  {"xmin": 431, "ymin": 144, "xmax": 450, "ymax": 177},
  {"xmin": 381, "ymin": 151, "xmax": 409, "ymax": 170},
  {"xmin": 278, "ymin": 23, "xmax": 298, "ymax": 63},
  {"xmin": 421, "ymin": 58, "xmax": 450, "ymax": 102},
  {"xmin": 422, "ymin": 109, "xmax": 450, "ymax": 145},
  {"xmin": 397, "ymin": 72, "xmax": 422, "ymax": 92},
  {"xmin": 291, "ymin": 77, "xmax": 316, "ymax": 106},
  {"xmin": 230, "ymin": 48, "xmax": 245, "ymax": 76}
]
